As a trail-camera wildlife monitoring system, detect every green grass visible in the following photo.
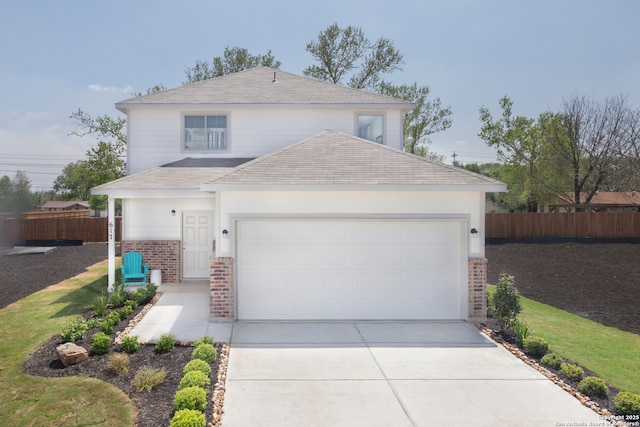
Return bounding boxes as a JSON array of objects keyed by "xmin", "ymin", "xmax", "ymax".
[
  {"xmin": 0, "ymin": 258, "xmax": 134, "ymax": 427},
  {"xmin": 488, "ymin": 285, "xmax": 640, "ymax": 394}
]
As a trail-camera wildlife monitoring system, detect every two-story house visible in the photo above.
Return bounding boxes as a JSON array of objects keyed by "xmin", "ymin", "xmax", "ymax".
[{"xmin": 94, "ymin": 66, "xmax": 505, "ymax": 322}]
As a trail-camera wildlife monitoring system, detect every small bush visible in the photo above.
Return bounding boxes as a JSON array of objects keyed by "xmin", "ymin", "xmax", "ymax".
[
  {"xmin": 183, "ymin": 359, "xmax": 212, "ymax": 376},
  {"xmin": 99, "ymin": 321, "xmax": 115, "ymax": 335},
  {"xmin": 121, "ymin": 335, "xmax": 140, "ymax": 354},
  {"xmin": 489, "ymin": 273, "xmax": 522, "ymax": 333},
  {"xmin": 108, "ymin": 353, "xmax": 130, "ymax": 375},
  {"xmin": 512, "ymin": 319, "xmax": 531, "ymax": 347},
  {"xmin": 191, "ymin": 343, "xmax": 217, "ymax": 364},
  {"xmin": 104, "ymin": 311, "xmax": 122, "ymax": 327},
  {"xmin": 578, "ymin": 377, "xmax": 609, "ymax": 398},
  {"xmin": 155, "ymin": 333, "xmax": 176, "ymax": 354},
  {"xmin": 560, "ymin": 363, "xmax": 584, "ymax": 381},
  {"xmin": 169, "ymin": 409, "xmax": 206, "ymax": 427},
  {"xmin": 540, "ymin": 353, "xmax": 563, "ymax": 370},
  {"xmin": 91, "ymin": 332, "xmax": 113, "ymax": 355},
  {"xmin": 60, "ymin": 318, "xmax": 90, "ymax": 343},
  {"xmin": 174, "ymin": 386, "xmax": 207, "ymax": 411},
  {"xmin": 124, "ymin": 299, "xmax": 139, "ymax": 310},
  {"xmin": 523, "ymin": 336, "xmax": 549, "ymax": 357},
  {"xmin": 128, "ymin": 287, "xmax": 148, "ymax": 304},
  {"xmin": 133, "ymin": 366, "xmax": 167, "ymax": 392},
  {"xmin": 179, "ymin": 370, "xmax": 210, "ymax": 390},
  {"xmin": 118, "ymin": 305, "xmax": 133, "ymax": 320},
  {"xmin": 93, "ymin": 292, "xmax": 109, "ymax": 316},
  {"xmin": 193, "ymin": 336, "xmax": 214, "ymax": 347},
  {"xmin": 615, "ymin": 391, "xmax": 640, "ymax": 416},
  {"xmin": 109, "ymin": 281, "xmax": 127, "ymax": 306}
]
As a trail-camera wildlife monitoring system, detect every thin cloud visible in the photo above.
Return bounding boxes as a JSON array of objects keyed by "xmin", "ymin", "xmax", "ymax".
[{"xmin": 88, "ymin": 83, "xmax": 133, "ymax": 94}]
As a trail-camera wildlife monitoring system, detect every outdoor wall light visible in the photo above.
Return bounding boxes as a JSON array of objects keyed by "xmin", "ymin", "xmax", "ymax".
[
  {"xmin": 222, "ymin": 229, "xmax": 228, "ymax": 239},
  {"xmin": 171, "ymin": 210, "xmax": 176, "ymax": 216}
]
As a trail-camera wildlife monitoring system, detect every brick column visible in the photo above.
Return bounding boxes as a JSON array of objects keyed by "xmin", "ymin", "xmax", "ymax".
[
  {"xmin": 210, "ymin": 257, "xmax": 234, "ymax": 320},
  {"xmin": 468, "ymin": 258, "xmax": 487, "ymax": 321},
  {"xmin": 121, "ymin": 240, "xmax": 181, "ymax": 283}
]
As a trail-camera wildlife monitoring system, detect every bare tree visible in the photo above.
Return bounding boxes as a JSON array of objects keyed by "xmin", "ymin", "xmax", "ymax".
[{"xmin": 545, "ymin": 94, "xmax": 639, "ymax": 206}]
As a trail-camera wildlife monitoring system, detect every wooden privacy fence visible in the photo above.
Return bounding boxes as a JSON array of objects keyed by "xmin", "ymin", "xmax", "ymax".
[
  {"xmin": 485, "ymin": 212, "xmax": 640, "ymax": 239},
  {"xmin": 1, "ymin": 217, "xmax": 122, "ymax": 245}
]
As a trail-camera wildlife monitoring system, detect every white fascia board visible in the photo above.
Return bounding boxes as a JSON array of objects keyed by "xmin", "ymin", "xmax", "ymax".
[
  {"xmin": 91, "ymin": 188, "xmax": 211, "ymax": 198},
  {"xmin": 116, "ymin": 102, "xmax": 415, "ymax": 112},
  {"xmin": 200, "ymin": 183, "xmax": 508, "ymax": 193}
]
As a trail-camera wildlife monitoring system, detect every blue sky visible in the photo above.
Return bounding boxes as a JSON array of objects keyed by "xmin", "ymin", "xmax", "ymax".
[{"xmin": 1, "ymin": 0, "xmax": 639, "ymax": 191}]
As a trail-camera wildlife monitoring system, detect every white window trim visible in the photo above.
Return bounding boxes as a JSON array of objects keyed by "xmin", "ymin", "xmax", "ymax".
[
  {"xmin": 354, "ymin": 112, "xmax": 386, "ymax": 144},
  {"xmin": 181, "ymin": 112, "xmax": 231, "ymax": 153}
]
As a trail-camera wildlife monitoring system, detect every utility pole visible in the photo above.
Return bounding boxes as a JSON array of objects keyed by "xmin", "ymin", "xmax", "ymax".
[{"xmin": 452, "ymin": 152, "xmax": 458, "ymax": 166}]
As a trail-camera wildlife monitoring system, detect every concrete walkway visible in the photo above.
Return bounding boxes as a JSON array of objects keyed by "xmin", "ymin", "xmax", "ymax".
[{"xmin": 129, "ymin": 284, "xmax": 607, "ymax": 427}]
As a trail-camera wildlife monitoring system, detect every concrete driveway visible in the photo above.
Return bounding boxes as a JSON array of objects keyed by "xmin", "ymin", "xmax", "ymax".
[{"xmin": 222, "ymin": 321, "xmax": 605, "ymax": 427}]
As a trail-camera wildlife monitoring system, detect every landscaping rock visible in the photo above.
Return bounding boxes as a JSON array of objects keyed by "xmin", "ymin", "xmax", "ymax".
[{"xmin": 56, "ymin": 342, "xmax": 89, "ymax": 366}]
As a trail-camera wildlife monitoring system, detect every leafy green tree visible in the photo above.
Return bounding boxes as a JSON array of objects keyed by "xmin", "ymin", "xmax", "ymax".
[
  {"xmin": 304, "ymin": 23, "xmax": 403, "ymax": 92},
  {"xmin": 0, "ymin": 171, "xmax": 37, "ymax": 213},
  {"xmin": 380, "ymin": 82, "xmax": 452, "ymax": 159},
  {"xmin": 55, "ymin": 110, "xmax": 127, "ymax": 205},
  {"xmin": 184, "ymin": 46, "xmax": 281, "ymax": 83},
  {"xmin": 132, "ymin": 83, "xmax": 167, "ymax": 97},
  {"xmin": 478, "ymin": 96, "xmax": 549, "ymax": 211}
]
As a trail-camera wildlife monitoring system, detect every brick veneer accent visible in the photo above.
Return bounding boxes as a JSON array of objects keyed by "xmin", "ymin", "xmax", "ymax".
[
  {"xmin": 468, "ymin": 257, "xmax": 487, "ymax": 321},
  {"xmin": 121, "ymin": 240, "xmax": 181, "ymax": 283},
  {"xmin": 210, "ymin": 257, "xmax": 235, "ymax": 320}
]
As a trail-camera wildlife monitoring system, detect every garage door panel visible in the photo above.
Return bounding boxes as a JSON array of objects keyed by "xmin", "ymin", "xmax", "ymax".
[{"xmin": 237, "ymin": 220, "xmax": 464, "ymax": 320}]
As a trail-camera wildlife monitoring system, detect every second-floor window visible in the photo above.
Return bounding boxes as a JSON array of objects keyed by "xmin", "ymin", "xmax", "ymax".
[
  {"xmin": 357, "ymin": 114, "xmax": 384, "ymax": 144},
  {"xmin": 184, "ymin": 115, "xmax": 227, "ymax": 151}
]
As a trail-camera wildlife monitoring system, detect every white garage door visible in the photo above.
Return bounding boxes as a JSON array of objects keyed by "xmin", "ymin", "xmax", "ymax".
[{"xmin": 236, "ymin": 220, "xmax": 465, "ymax": 320}]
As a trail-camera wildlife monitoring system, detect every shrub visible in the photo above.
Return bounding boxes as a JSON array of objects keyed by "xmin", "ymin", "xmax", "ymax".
[
  {"xmin": 191, "ymin": 343, "xmax": 217, "ymax": 364},
  {"xmin": 109, "ymin": 280, "xmax": 127, "ymax": 306},
  {"xmin": 99, "ymin": 321, "xmax": 115, "ymax": 335},
  {"xmin": 155, "ymin": 333, "xmax": 176, "ymax": 354},
  {"xmin": 183, "ymin": 359, "xmax": 212, "ymax": 376},
  {"xmin": 129, "ymin": 287, "xmax": 148, "ymax": 304},
  {"xmin": 615, "ymin": 391, "xmax": 640, "ymax": 416},
  {"xmin": 104, "ymin": 311, "xmax": 122, "ymax": 327},
  {"xmin": 512, "ymin": 319, "xmax": 531, "ymax": 347},
  {"xmin": 118, "ymin": 305, "xmax": 133, "ymax": 320},
  {"xmin": 540, "ymin": 353, "xmax": 563, "ymax": 370},
  {"xmin": 170, "ymin": 409, "xmax": 206, "ymax": 427},
  {"xmin": 193, "ymin": 336, "xmax": 214, "ymax": 347},
  {"xmin": 523, "ymin": 336, "xmax": 549, "ymax": 357},
  {"xmin": 120, "ymin": 335, "xmax": 140, "ymax": 354},
  {"xmin": 91, "ymin": 332, "xmax": 113, "ymax": 355},
  {"xmin": 124, "ymin": 299, "xmax": 139, "ymax": 310},
  {"xmin": 93, "ymin": 292, "xmax": 109, "ymax": 316},
  {"xmin": 174, "ymin": 386, "xmax": 207, "ymax": 411},
  {"xmin": 179, "ymin": 370, "xmax": 210, "ymax": 390},
  {"xmin": 60, "ymin": 318, "xmax": 90, "ymax": 343},
  {"xmin": 560, "ymin": 363, "xmax": 584, "ymax": 381},
  {"xmin": 107, "ymin": 353, "xmax": 130, "ymax": 375},
  {"xmin": 578, "ymin": 377, "xmax": 609, "ymax": 398},
  {"xmin": 489, "ymin": 273, "xmax": 522, "ymax": 333},
  {"xmin": 133, "ymin": 366, "xmax": 167, "ymax": 392}
]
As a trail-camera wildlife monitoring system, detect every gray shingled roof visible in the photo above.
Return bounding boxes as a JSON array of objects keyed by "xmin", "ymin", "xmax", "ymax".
[
  {"xmin": 201, "ymin": 130, "xmax": 506, "ymax": 191},
  {"xmin": 116, "ymin": 67, "xmax": 414, "ymax": 109},
  {"xmin": 92, "ymin": 167, "xmax": 234, "ymax": 194}
]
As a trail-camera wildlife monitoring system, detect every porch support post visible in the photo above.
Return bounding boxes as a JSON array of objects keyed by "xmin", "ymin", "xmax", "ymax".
[{"xmin": 107, "ymin": 197, "xmax": 116, "ymax": 293}]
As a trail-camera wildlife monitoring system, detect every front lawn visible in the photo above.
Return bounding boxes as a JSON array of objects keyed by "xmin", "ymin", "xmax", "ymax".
[
  {"xmin": 0, "ymin": 259, "xmax": 134, "ymax": 427},
  {"xmin": 489, "ymin": 284, "xmax": 640, "ymax": 395}
]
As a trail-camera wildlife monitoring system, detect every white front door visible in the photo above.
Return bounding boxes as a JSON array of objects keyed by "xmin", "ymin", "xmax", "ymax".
[{"xmin": 182, "ymin": 211, "xmax": 213, "ymax": 279}]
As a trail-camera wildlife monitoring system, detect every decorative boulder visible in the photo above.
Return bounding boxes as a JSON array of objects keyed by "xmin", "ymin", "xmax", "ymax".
[{"xmin": 56, "ymin": 342, "xmax": 89, "ymax": 366}]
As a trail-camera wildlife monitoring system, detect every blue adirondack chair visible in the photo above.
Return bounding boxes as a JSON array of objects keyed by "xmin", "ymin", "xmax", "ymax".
[{"xmin": 121, "ymin": 251, "xmax": 149, "ymax": 287}]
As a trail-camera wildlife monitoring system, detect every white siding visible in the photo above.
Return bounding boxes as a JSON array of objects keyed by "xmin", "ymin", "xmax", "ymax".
[
  {"xmin": 127, "ymin": 107, "xmax": 406, "ymax": 173},
  {"xmin": 123, "ymin": 197, "xmax": 214, "ymax": 240},
  {"xmin": 215, "ymin": 191, "xmax": 486, "ymax": 258}
]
